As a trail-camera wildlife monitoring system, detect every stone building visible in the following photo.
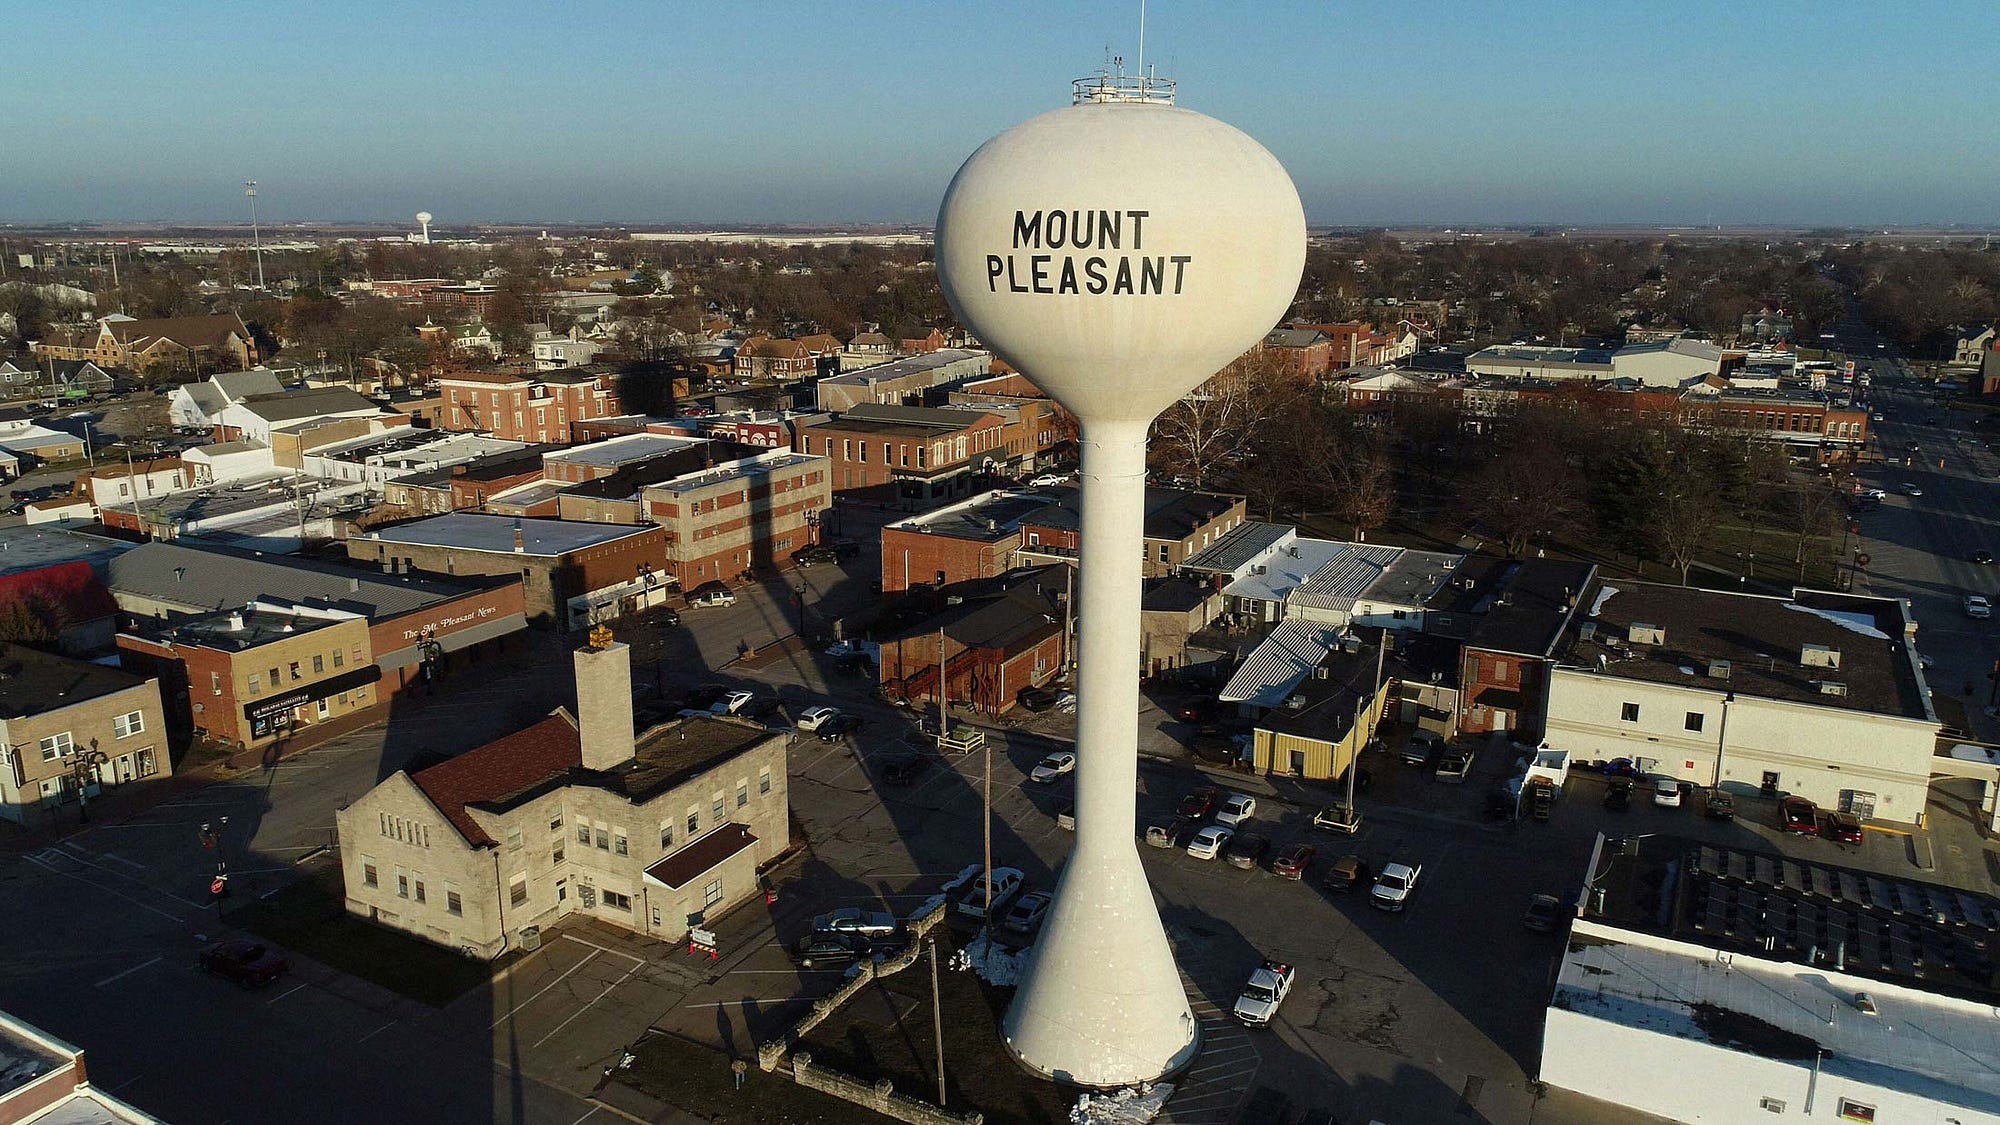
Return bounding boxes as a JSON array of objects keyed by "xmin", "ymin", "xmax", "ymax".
[{"xmin": 333, "ymin": 634, "xmax": 789, "ymax": 958}]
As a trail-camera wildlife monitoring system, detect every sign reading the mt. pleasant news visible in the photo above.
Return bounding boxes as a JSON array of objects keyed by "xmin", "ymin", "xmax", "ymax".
[
  {"xmin": 400, "ymin": 605, "xmax": 498, "ymax": 641},
  {"xmin": 983, "ymin": 209, "xmax": 1191, "ymax": 296}
]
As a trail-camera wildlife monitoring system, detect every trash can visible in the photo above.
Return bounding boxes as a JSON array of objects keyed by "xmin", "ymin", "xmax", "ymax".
[{"xmin": 519, "ymin": 925, "xmax": 542, "ymax": 952}]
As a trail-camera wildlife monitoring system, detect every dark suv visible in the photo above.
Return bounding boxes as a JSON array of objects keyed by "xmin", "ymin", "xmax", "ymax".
[{"xmin": 198, "ymin": 939, "xmax": 289, "ymax": 987}]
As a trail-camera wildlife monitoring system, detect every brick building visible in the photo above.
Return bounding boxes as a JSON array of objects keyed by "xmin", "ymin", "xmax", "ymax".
[
  {"xmin": 794, "ymin": 404, "xmax": 1006, "ymax": 508},
  {"xmin": 1016, "ymin": 486, "xmax": 1247, "ymax": 578},
  {"xmin": 380, "ymin": 447, "xmax": 557, "ymax": 517},
  {"xmin": 813, "ymin": 349, "xmax": 993, "ymax": 412},
  {"xmin": 877, "ymin": 567, "xmax": 1067, "ymax": 715},
  {"xmin": 642, "ymin": 450, "xmax": 831, "ymax": 588},
  {"xmin": 732, "ymin": 335, "xmax": 841, "ymax": 381},
  {"xmin": 1422, "ymin": 556, "xmax": 1598, "ymax": 740},
  {"xmin": 542, "ymin": 433, "xmax": 712, "ymax": 484},
  {"xmin": 118, "ymin": 603, "xmax": 382, "ymax": 750},
  {"xmin": 0, "ymin": 644, "xmax": 170, "ymax": 824},
  {"xmin": 438, "ymin": 368, "xmax": 623, "ymax": 442},
  {"xmin": 878, "ymin": 490, "xmax": 1053, "ymax": 593},
  {"xmin": 346, "ymin": 514, "xmax": 666, "ymax": 626},
  {"xmin": 333, "ymin": 638, "xmax": 789, "ymax": 958}
]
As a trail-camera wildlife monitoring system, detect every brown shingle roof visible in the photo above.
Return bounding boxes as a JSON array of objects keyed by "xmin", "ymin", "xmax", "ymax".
[
  {"xmin": 105, "ymin": 313, "xmax": 249, "ymax": 351},
  {"xmin": 644, "ymin": 823, "xmax": 757, "ymax": 889},
  {"xmin": 412, "ymin": 712, "xmax": 582, "ymax": 847}
]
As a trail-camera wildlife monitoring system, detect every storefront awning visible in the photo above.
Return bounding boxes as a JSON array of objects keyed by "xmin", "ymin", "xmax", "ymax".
[
  {"xmin": 376, "ymin": 612, "xmax": 528, "ymax": 669},
  {"xmin": 243, "ymin": 663, "xmax": 383, "ymax": 721}
]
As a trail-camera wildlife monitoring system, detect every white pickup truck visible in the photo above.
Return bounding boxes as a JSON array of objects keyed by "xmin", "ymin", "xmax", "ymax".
[{"xmin": 1233, "ymin": 959, "xmax": 1296, "ymax": 1026}]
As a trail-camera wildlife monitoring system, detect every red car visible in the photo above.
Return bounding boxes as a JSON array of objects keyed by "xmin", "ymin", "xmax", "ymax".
[
  {"xmin": 1779, "ymin": 796, "xmax": 1819, "ymax": 835},
  {"xmin": 1273, "ymin": 843, "xmax": 1316, "ymax": 880},
  {"xmin": 1177, "ymin": 785, "xmax": 1220, "ymax": 820},
  {"xmin": 1822, "ymin": 811, "xmax": 1864, "ymax": 845},
  {"xmin": 198, "ymin": 939, "xmax": 289, "ymax": 988}
]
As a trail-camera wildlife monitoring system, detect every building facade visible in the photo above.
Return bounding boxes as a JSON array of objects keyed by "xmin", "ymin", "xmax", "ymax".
[
  {"xmin": 642, "ymin": 451, "xmax": 830, "ymax": 589},
  {"xmin": 438, "ymin": 368, "xmax": 624, "ymax": 443},
  {"xmin": 0, "ymin": 645, "xmax": 170, "ymax": 824},
  {"xmin": 346, "ymin": 514, "xmax": 667, "ymax": 625}
]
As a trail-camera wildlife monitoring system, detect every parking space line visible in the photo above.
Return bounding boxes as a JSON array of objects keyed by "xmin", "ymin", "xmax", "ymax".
[
  {"xmin": 490, "ymin": 950, "xmax": 599, "ymax": 1029},
  {"xmin": 567, "ymin": 1107, "xmax": 601, "ymax": 1125},
  {"xmin": 93, "ymin": 956, "xmax": 162, "ymax": 988},
  {"xmin": 266, "ymin": 982, "xmax": 309, "ymax": 1005},
  {"xmin": 531, "ymin": 962, "xmax": 640, "ymax": 1049},
  {"xmin": 357, "ymin": 1020, "xmax": 397, "ymax": 1043},
  {"xmin": 560, "ymin": 933, "xmax": 644, "ymax": 964}
]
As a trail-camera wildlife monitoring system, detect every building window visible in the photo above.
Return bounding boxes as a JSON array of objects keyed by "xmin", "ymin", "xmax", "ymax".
[
  {"xmin": 613, "ymin": 831, "xmax": 628, "ymax": 857},
  {"xmin": 578, "ymin": 823, "xmax": 591, "ymax": 845},
  {"xmin": 113, "ymin": 710, "xmax": 145, "ymax": 738},
  {"xmin": 37, "ymin": 732, "xmax": 73, "ymax": 761},
  {"xmin": 446, "ymin": 887, "xmax": 462, "ymax": 916},
  {"xmin": 269, "ymin": 666, "xmax": 281, "ymax": 687},
  {"xmin": 248, "ymin": 673, "xmax": 261, "ymax": 697},
  {"xmin": 506, "ymin": 827, "xmax": 523, "ymax": 851},
  {"xmin": 759, "ymin": 767, "xmax": 772, "ymax": 795},
  {"xmin": 396, "ymin": 870, "xmax": 409, "ymax": 898},
  {"xmin": 363, "ymin": 861, "xmax": 378, "ymax": 888},
  {"xmin": 1684, "ymin": 712, "xmax": 1705, "ymax": 732},
  {"xmin": 552, "ymin": 842, "xmax": 565, "ymax": 864},
  {"xmin": 703, "ymin": 879, "xmax": 723, "ymax": 908},
  {"xmin": 595, "ymin": 826, "xmax": 609, "ymax": 850},
  {"xmin": 313, "ymin": 654, "xmax": 325, "ymax": 674},
  {"xmin": 211, "ymin": 671, "xmax": 222, "ymax": 694},
  {"xmin": 686, "ymin": 809, "xmax": 699, "ymax": 835},
  {"xmin": 550, "ymin": 812, "xmax": 564, "ymax": 832},
  {"xmin": 711, "ymin": 798, "xmax": 724, "ymax": 823},
  {"xmin": 509, "ymin": 874, "xmax": 528, "ymax": 906},
  {"xmin": 736, "ymin": 781, "xmax": 748, "ymax": 808},
  {"xmin": 1620, "ymin": 702, "xmax": 1640, "ymax": 723},
  {"xmin": 332, "ymin": 648, "xmax": 344, "ymax": 668},
  {"xmin": 414, "ymin": 878, "xmax": 426, "ymax": 904},
  {"xmin": 660, "ymin": 822, "xmax": 674, "ymax": 849},
  {"xmin": 602, "ymin": 890, "xmax": 632, "ymax": 911}
]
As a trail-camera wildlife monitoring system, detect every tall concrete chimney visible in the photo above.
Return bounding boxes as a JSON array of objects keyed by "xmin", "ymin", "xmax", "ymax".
[{"xmin": 573, "ymin": 627, "xmax": 635, "ymax": 772}]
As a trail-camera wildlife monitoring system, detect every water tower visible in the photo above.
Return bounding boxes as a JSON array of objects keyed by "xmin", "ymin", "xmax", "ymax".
[
  {"xmin": 416, "ymin": 211, "xmax": 433, "ymax": 244},
  {"xmin": 936, "ymin": 73, "xmax": 1305, "ymax": 1087}
]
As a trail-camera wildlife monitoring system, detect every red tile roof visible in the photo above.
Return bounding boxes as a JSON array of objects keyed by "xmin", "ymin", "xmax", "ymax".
[
  {"xmin": 412, "ymin": 712, "xmax": 581, "ymax": 847},
  {"xmin": 644, "ymin": 823, "xmax": 758, "ymax": 889}
]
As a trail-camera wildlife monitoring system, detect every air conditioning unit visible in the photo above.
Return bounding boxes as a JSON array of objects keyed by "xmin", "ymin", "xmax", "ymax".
[
  {"xmin": 1817, "ymin": 681, "xmax": 1848, "ymax": 697},
  {"xmin": 1283, "ymin": 694, "xmax": 1307, "ymax": 710},
  {"xmin": 1802, "ymin": 644, "xmax": 1841, "ymax": 670},
  {"xmin": 1627, "ymin": 623, "xmax": 1666, "ymax": 646},
  {"xmin": 1707, "ymin": 660, "xmax": 1732, "ymax": 680},
  {"xmin": 1578, "ymin": 622, "xmax": 1598, "ymax": 643}
]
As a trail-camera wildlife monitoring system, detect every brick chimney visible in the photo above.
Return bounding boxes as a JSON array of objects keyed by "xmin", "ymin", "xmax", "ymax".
[{"xmin": 573, "ymin": 628, "xmax": 635, "ymax": 771}]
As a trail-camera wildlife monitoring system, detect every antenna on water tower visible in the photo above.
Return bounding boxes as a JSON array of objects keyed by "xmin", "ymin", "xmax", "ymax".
[
  {"xmin": 416, "ymin": 212, "xmax": 433, "ymax": 245},
  {"xmin": 1137, "ymin": 0, "xmax": 1146, "ymax": 83}
]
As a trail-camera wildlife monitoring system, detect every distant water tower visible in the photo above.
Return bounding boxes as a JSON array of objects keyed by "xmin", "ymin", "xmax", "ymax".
[
  {"xmin": 416, "ymin": 211, "xmax": 433, "ymax": 245},
  {"xmin": 936, "ymin": 70, "xmax": 1305, "ymax": 1088}
]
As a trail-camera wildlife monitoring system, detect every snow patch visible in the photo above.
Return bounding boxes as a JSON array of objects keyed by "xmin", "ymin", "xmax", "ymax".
[
  {"xmin": 939, "ymin": 863, "xmax": 980, "ymax": 897},
  {"xmin": 1949, "ymin": 744, "xmax": 2000, "ymax": 765},
  {"xmin": 951, "ymin": 932, "xmax": 1027, "ymax": 987},
  {"xmin": 1783, "ymin": 603, "xmax": 1889, "ymax": 640},
  {"xmin": 1070, "ymin": 1082, "xmax": 1175, "ymax": 1124},
  {"xmin": 1589, "ymin": 585, "xmax": 1619, "ymax": 617}
]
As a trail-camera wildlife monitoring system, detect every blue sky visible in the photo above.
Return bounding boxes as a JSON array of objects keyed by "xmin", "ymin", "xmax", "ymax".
[{"xmin": 7, "ymin": 0, "xmax": 1997, "ymax": 227}]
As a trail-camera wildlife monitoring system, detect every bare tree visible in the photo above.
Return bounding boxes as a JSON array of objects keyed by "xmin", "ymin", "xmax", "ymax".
[
  {"xmin": 1462, "ymin": 439, "xmax": 1588, "ymax": 557},
  {"xmin": 1149, "ymin": 351, "xmax": 1292, "ymax": 490},
  {"xmin": 1780, "ymin": 481, "xmax": 1844, "ymax": 581},
  {"xmin": 1293, "ymin": 411, "xmax": 1396, "ymax": 540}
]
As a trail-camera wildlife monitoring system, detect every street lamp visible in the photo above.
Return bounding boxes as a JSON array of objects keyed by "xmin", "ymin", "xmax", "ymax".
[{"xmin": 62, "ymin": 745, "xmax": 109, "ymax": 823}]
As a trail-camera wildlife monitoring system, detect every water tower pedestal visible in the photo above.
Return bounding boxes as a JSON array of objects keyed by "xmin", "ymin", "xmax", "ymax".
[{"xmin": 1002, "ymin": 418, "xmax": 1199, "ymax": 1086}]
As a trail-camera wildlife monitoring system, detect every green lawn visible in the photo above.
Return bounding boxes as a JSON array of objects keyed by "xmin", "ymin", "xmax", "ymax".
[{"xmin": 225, "ymin": 862, "xmax": 496, "ymax": 1007}]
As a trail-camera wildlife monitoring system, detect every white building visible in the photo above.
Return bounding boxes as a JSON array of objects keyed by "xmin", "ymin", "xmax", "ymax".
[
  {"xmin": 1545, "ymin": 585, "xmax": 1937, "ymax": 824},
  {"xmin": 533, "ymin": 331, "xmax": 605, "ymax": 371},
  {"xmin": 168, "ymin": 368, "xmax": 287, "ymax": 430},
  {"xmin": 1609, "ymin": 336, "xmax": 1732, "ymax": 386},
  {"xmin": 182, "ymin": 439, "xmax": 272, "ymax": 485}
]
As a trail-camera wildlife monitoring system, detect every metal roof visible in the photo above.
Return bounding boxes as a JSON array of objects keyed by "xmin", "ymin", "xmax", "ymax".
[
  {"xmin": 1285, "ymin": 544, "xmax": 1404, "ymax": 611},
  {"xmin": 1182, "ymin": 522, "xmax": 1295, "ymax": 576},
  {"xmin": 1219, "ymin": 618, "xmax": 1346, "ymax": 707},
  {"xmin": 105, "ymin": 540, "xmax": 475, "ymax": 617},
  {"xmin": 1221, "ymin": 537, "xmax": 1352, "ymax": 604}
]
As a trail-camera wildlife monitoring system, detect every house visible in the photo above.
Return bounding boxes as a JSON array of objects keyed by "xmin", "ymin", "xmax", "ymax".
[
  {"xmin": 35, "ymin": 312, "xmax": 257, "ymax": 374},
  {"xmin": 80, "ymin": 456, "xmax": 190, "ymax": 514},
  {"xmin": 732, "ymin": 335, "xmax": 840, "ymax": 381},
  {"xmin": 167, "ymin": 368, "xmax": 287, "ymax": 430},
  {"xmin": 1543, "ymin": 837, "xmax": 2000, "ymax": 1125},
  {"xmin": 447, "ymin": 322, "xmax": 501, "ymax": 359},
  {"xmin": 1261, "ymin": 328, "xmax": 1334, "ymax": 378},
  {"xmin": 1739, "ymin": 304, "xmax": 1795, "ymax": 343},
  {"xmin": 214, "ymin": 387, "xmax": 387, "ymax": 446},
  {"xmin": 638, "ymin": 450, "xmax": 831, "ymax": 591},
  {"xmin": 533, "ymin": 332, "xmax": 604, "ymax": 371},
  {"xmin": 795, "ymin": 403, "xmax": 1007, "ymax": 508},
  {"xmin": 0, "ymin": 1009, "xmax": 162, "ymax": 1122},
  {"xmin": 346, "ymin": 513, "xmax": 667, "ymax": 626},
  {"xmin": 877, "ymin": 567, "xmax": 1068, "ymax": 714},
  {"xmin": 181, "ymin": 439, "xmax": 272, "ymax": 485},
  {"xmin": 1544, "ymin": 585, "xmax": 1937, "ymax": 825},
  {"xmin": 840, "ymin": 330, "xmax": 895, "ymax": 369},
  {"xmin": 1954, "ymin": 325, "xmax": 1994, "ymax": 366},
  {"xmin": 332, "ymin": 634, "xmax": 789, "ymax": 958},
  {"xmin": 437, "ymin": 367, "xmax": 624, "ymax": 442},
  {"xmin": 1422, "ymin": 556, "xmax": 1598, "ymax": 741},
  {"xmin": 0, "ymin": 644, "xmax": 170, "ymax": 823},
  {"xmin": 0, "ymin": 358, "xmax": 115, "ymax": 403},
  {"xmin": 0, "ymin": 411, "xmax": 87, "ymax": 465}
]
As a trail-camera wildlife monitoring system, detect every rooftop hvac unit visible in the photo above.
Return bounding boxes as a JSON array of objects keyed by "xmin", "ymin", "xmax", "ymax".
[
  {"xmin": 1578, "ymin": 622, "xmax": 1598, "ymax": 643},
  {"xmin": 1707, "ymin": 660, "xmax": 1732, "ymax": 680},
  {"xmin": 1801, "ymin": 643, "xmax": 1841, "ymax": 670},
  {"xmin": 1284, "ymin": 694, "xmax": 1307, "ymax": 710},
  {"xmin": 1314, "ymin": 666, "xmax": 1330, "ymax": 680},
  {"xmin": 1627, "ymin": 622, "xmax": 1666, "ymax": 646},
  {"xmin": 1817, "ymin": 681, "xmax": 1848, "ymax": 697}
]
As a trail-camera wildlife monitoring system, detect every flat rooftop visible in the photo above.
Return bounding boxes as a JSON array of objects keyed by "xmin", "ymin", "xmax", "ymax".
[
  {"xmin": 1559, "ymin": 584, "xmax": 1931, "ymax": 722},
  {"xmin": 887, "ymin": 490, "xmax": 1049, "ymax": 542},
  {"xmin": 1426, "ymin": 556, "xmax": 1599, "ymax": 658},
  {"xmin": 816, "ymin": 348, "xmax": 986, "ymax": 387},
  {"xmin": 610, "ymin": 714, "xmax": 775, "ymax": 801},
  {"xmin": 1221, "ymin": 537, "xmax": 1354, "ymax": 604},
  {"xmin": 645, "ymin": 451, "xmax": 820, "ymax": 495},
  {"xmin": 0, "ymin": 643, "xmax": 149, "ymax": 719},
  {"xmin": 106, "ymin": 540, "xmax": 482, "ymax": 617},
  {"xmin": 358, "ymin": 513, "xmax": 655, "ymax": 557},
  {"xmin": 544, "ymin": 433, "xmax": 708, "ymax": 468},
  {"xmin": 1182, "ymin": 522, "xmax": 1296, "ymax": 576},
  {"xmin": 0, "ymin": 525, "xmax": 131, "ymax": 578},
  {"xmin": 133, "ymin": 604, "xmax": 353, "ymax": 652}
]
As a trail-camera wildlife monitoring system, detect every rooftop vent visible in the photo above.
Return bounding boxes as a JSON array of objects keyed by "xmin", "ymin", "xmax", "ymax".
[
  {"xmin": 1627, "ymin": 622, "xmax": 1666, "ymax": 646},
  {"xmin": 1853, "ymin": 992, "xmax": 1879, "ymax": 1017},
  {"xmin": 1578, "ymin": 621, "xmax": 1598, "ymax": 643},
  {"xmin": 1283, "ymin": 694, "xmax": 1307, "ymax": 710},
  {"xmin": 1817, "ymin": 681, "xmax": 1848, "ymax": 697},
  {"xmin": 1314, "ymin": 665, "xmax": 1331, "ymax": 680},
  {"xmin": 1707, "ymin": 660, "xmax": 1732, "ymax": 680},
  {"xmin": 1801, "ymin": 643, "xmax": 1841, "ymax": 670}
]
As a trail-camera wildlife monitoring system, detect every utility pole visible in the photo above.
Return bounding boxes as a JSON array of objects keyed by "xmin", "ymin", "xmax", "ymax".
[{"xmin": 929, "ymin": 936, "xmax": 947, "ymax": 1105}]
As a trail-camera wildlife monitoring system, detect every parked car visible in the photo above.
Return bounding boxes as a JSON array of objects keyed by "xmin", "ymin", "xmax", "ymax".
[
  {"xmin": 1016, "ymin": 686, "xmax": 1059, "ymax": 713},
  {"xmin": 815, "ymin": 714, "xmax": 865, "ymax": 742},
  {"xmin": 1704, "ymin": 790, "xmax": 1737, "ymax": 820},
  {"xmin": 1370, "ymin": 861, "xmax": 1422, "ymax": 912},
  {"xmin": 1177, "ymin": 786, "xmax": 1220, "ymax": 820},
  {"xmin": 1232, "ymin": 959, "xmax": 1296, "ymax": 1026},
  {"xmin": 1434, "ymin": 747, "xmax": 1473, "ymax": 783},
  {"xmin": 882, "ymin": 755, "xmax": 928, "ymax": 785},
  {"xmin": 1323, "ymin": 853, "xmax": 1370, "ymax": 893},
  {"xmin": 1400, "ymin": 730, "xmax": 1443, "ymax": 767},
  {"xmin": 795, "ymin": 705, "xmax": 841, "ymax": 732},
  {"xmin": 792, "ymin": 544, "xmax": 840, "ymax": 567},
  {"xmin": 1604, "ymin": 779, "xmax": 1633, "ymax": 810},
  {"xmin": 1224, "ymin": 832, "xmax": 1270, "ymax": 870},
  {"xmin": 1823, "ymin": 811, "xmax": 1865, "ymax": 845},
  {"xmin": 1028, "ymin": 472, "xmax": 1073, "ymax": 487},
  {"xmin": 741, "ymin": 697, "xmax": 786, "ymax": 724},
  {"xmin": 1272, "ymin": 842, "xmax": 1316, "ymax": 879},
  {"xmin": 687, "ymin": 583, "xmax": 738, "ymax": 607},
  {"xmin": 710, "ymin": 689, "xmax": 755, "ymax": 715},
  {"xmin": 1901, "ymin": 484, "xmax": 1924, "ymax": 498},
  {"xmin": 1175, "ymin": 700, "xmax": 1214, "ymax": 723},
  {"xmin": 1974, "ymin": 550, "xmax": 1996, "ymax": 565},
  {"xmin": 1652, "ymin": 778, "xmax": 1684, "ymax": 808},
  {"xmin": 1779, "ymin": 795, "xmax": 1820, "ymax": 834},
  {"xmin": 1144, "ymin": 816, "xmax": 1190, "ymax": 849},
  {"xmin": 1313, "ymin": 803, "xmax": 1363, "ymax": 834},
  {"xmin": 198, "ymin": 939, "xmax": 289, "ymax": 988},
  {"xmin": 1186, "ymin": 824, "xmax": 1235, "ymax": 860},
  {"xmin": 1001, "ymin": 890, "xmax": 1053, "ymax": 934},
  {"xmin": 795, "ymin": 931, "xmax": 875, "ymax": 970},
  {"xmin": 955, "ymin": 867, "xmax": 1024, "ymax": 919},
  {"xmin": 654, "ymin": 607, "xmax": 682, "ymax": 626},
  {"xmin": 1523, "ymin": 893, "xmax": 1564, "ymax": 933},
  {"xmin": 1029, "ymin": 752, "xmax": 1077, "ymax": 783},
  {"xmin": 1967, "ymin": 594, "xmax": 1992, "ymax": 620},
  {"xmin": 682, "ymin": 683, "xmax": 727, "ymax": 711},
  {"xmin": 811, "ymin": 907, "xmax": 901, "ymax": 938},
  {"xmin": 1215, "ymin": 793, "xmax": 1256, "ymax": 827}
]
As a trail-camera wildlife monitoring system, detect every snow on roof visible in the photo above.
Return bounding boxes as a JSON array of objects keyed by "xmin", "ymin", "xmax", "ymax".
[{"xmin": 1784, "ymin": 602, "xmax": 1890, "ymax": 640}]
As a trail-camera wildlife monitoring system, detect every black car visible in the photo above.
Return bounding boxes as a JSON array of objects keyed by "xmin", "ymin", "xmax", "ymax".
[
  {"xmin": 682, "ymin": 683, "xmax": 727, "ymax": 711},
  {"xmin": 1224, "ymin": 832, "xmax": 1271, "ymax": 870},
  {"xmin": 831, "ymin": 540, "xmax": 862, "ymax": 559},
  {"xmin": 655, "ymin": 607, "xmax": 682, "ymax": 626},
  {"xmin": 816, "ymin": 713, "xmax": 864, "ymax": 742},
  {"xmin": 1975, "ymin": 550, "xmax": 1995, "ymax": 565},
  {"xmin": 198, "ymin": 939, "xmax": 289, "ymax": 987},
  {"xmin": 792, "ymin": 544, "xmax": 840, "ymax": 567},
  {"xmin": 794, "ymin": 931, "xmax": 875, "ymax": 970},
  {"xmin": 740, "ymin": 697, "xmax": 786, "ymax": 723},
  {"xmin": 882, "ymin": 754, "xmax": 928, "ymax": 785},
  {"xmin": 1016, "ymin": 686, "xmax": 1059, "ymax": 713},
  {"xmin": 1604, "ymin": 779, "xmax": 1632, "ymax": 811}
]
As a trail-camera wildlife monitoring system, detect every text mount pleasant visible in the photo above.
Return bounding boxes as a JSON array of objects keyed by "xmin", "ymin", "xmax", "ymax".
[{"xmin": 985, "ymin": 208, "xmax": 1190, "ymax": 296}]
